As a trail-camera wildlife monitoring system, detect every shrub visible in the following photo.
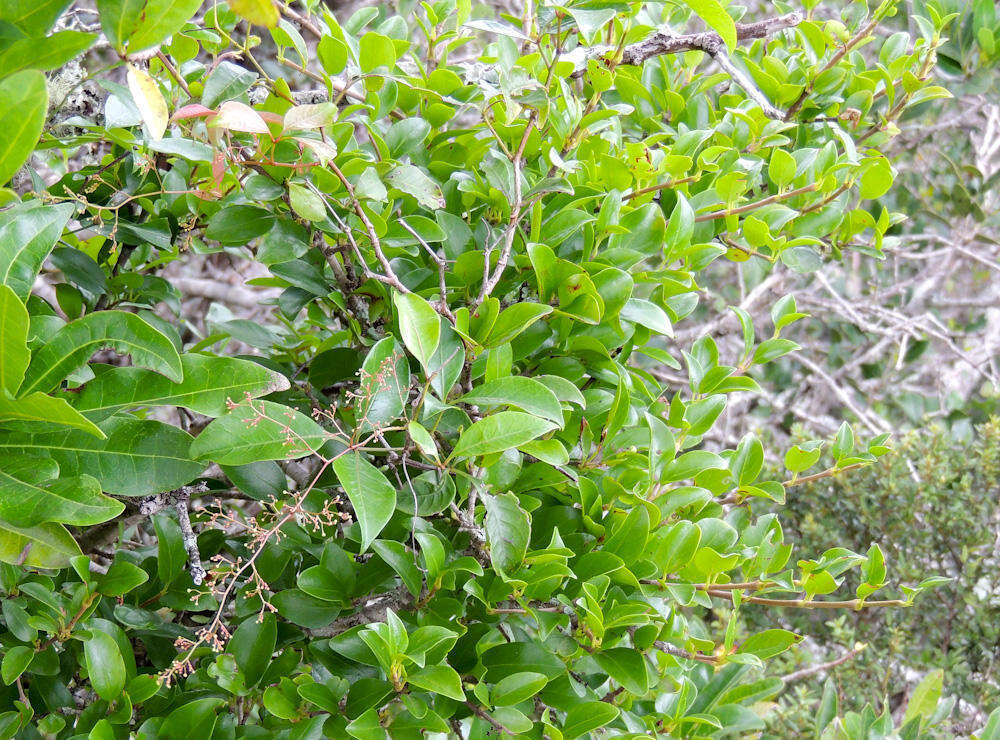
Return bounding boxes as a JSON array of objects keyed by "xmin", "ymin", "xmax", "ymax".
[
  {"xmin": 767, "ymin": 420, "xmax": 1000, "ymax": 735},
  {"xmin": 0, "ymin": 0, "xmax": 960, "ymax": 737}
]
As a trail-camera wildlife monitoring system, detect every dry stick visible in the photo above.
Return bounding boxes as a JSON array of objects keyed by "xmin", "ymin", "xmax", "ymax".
[
  {"xmin": 323, "ymin": 164, "xmax": 411, "ymax": 295},
  {"xmin": 786, "ymin": 13, "xmax": 881, "ymax": 120},
  {"xmin": 174, "ymin": 485, "xmax": 208, "ymax": 585},
  {"xmin": 780, "ymin": 644, "xmax": 867, "ymax": 684},
  {"xmin": 695, "ymin": 183, "xmax": 820, "ymax": 222},
  {"xmin": 474, "ymin": 112, "xmax": 537, "ymax": 309},
  {"xmin": 706, "ymin": 589, "xmax": 909, "ymax": 609},
  {"xmin": 573, "ymin": 12, "xmax": 803, "ymax": 77},
  {"xmin": 156, "ymin": 50, "xmax": 192, "ymax": 97},
  {"xmin": 397, "ymin": 216, "xmax": 456, "ymax": 320}
]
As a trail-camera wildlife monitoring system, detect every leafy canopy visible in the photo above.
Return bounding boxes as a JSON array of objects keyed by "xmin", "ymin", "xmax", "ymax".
[{"xmin": 0, "ymin": 0, "xmax": 963, "ymax": 737}]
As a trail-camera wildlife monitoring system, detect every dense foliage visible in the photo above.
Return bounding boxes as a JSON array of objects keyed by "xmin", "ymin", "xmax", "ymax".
[
  {"xmin": 0, "ymin": 0, "xmax": 987, "ymax": 737},
  {"xmin": 766, "ymin": 420, "xmax": 1000, "ymax": 735}
]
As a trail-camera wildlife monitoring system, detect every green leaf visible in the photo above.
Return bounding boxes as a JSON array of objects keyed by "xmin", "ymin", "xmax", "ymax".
[
  {"xmin": 230, "ymin": 613, "xmax": 277, "ymax": 687},
  {"xmin": 153, "ymin": 511, "xmax": 186, "ymax": 585},
  {"xmin": 902, "ymin": 669, "xmax": 944, "ymax": 726},
  {"xmin": 620, "ymin": 298, "xmax": 673, "ymax": 337},
  {"xmin": 0, "ymin": 31, "xmax": 96, "ymax": 77},
  {"xmin": 480, "ymin": 642, "xmax": 566, "ymax": 682},
  {"xmin": 484, "ymin": 492, "xmax": 530, "ymax": 573},
  {"xmin": 2, "ymin": 0, "xmax": 72, "ymax": 35},
  {"xmin": 0, "ymin": 456, "xmax": 121, "ymax": 526},
  {"xmin": 0, "ymin": 201, "xmax": 74, "ymax": 301},
  {"xmin": 0, "ymin": 285, "xmax": 29, "ymax": 394},
  {"xmin": 0, "ymin": 416, "xmax": 201, "ymax": 496},
  {"xmin": 332, "ymin": 451, "xmax": 396, "ymax": 552},
  {"xmin": 71, "ymin": 353, "xmax": 290, "ymax": 421},
  {"xmin": 0, "ymin": 519, "xmax": 80, "ymax": 568},
  {"xmin": 860, "ymin": 155, "xmax": 893, "ymax": 199},
  {"xmin": 407, "ymin": 665, "xmax": 465, "ymax": 701},
  {"xmin": 458, "ymin": 377, "xmax": 564, "ymax": 425},
  {"xmin": 738, "ymin": 629, "xmax": 802, "ymax": 660},
  {"xmin": 0, "ymin": 391, "xmax": 105, "ymax": 437},
  {"xmin": 1, "ymin": 646, "xmax": 32, "ymax": 685},
  {"xmin": 485, "ymin": 303, "xmax": 553, "ymax": 347},
  {"xmin": 204, "ymin": 205, "xmax": 275, "ymax": 245},
  {"xmin": 372, "ymin": 539, "xmax": 423, "ymax": 597},
  {"xmin": 0, "ymin": 71, "xmax": 47, "ymax": 185},
  {"xmin": 594, "ymin": 648, "xmax": 649, "ymax": 695},
  {"xmin": 125, "ymin": 0, "xmax": 202, "ymax": 52},
  {"xmin": 96, "ymin": 0, "xmax": 144, "ymax": 50},
  {"xmin": 451, "ymin": 411, "xmax": 556, "ymax": 459},
  {"xmin": 97, "ymin": 557, "xmax": 149, "ymax": 596},
  {"xmin": 84, "ymin": 628, "xmax": 127, "ymax": 701},
  {"xmin": 562, "ymin": 701, "xmax": 620, "ymax": 739},
  {"xmin": 491, "ymin": 672, "xmax": 548, "ymax": 706},
  {"xmin": 18, "ymin": 311, "xmax": 183, "ymax": 396},
  {"xmin": 384, "ymin": 164, "xmax": 444, "ymax": 210},
  {"xmin": 769, "ymin": 148, "xmax": 797, "ymax": 188},
  {"xmin": 190, "ymin": 400, "xmax": 327, "ymax": 465},
  {"xmin": 357, "ymin": 337, "xmax": 410, "ymax": 431},
  {"xmin": 681, "ymin": 0, "xmax": 737, "ymax": 53},
  {"xmin": 227, "ymin": 0, "xmax": 278, "ymax": 27},
  {"xmin": 393, "ymin": 292, "xmax": 441, "ymax": 373}
]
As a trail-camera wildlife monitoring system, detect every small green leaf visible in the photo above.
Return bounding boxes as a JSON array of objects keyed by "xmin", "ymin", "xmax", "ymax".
[
  {"xmin": 84, "ymin": 629, "xmax": 127, "ymax": 701},
  {"xmin": 407, "ymin": 665, "xmax": 465, "ymax": 701},
  {"xmin": 483, "ymin": 492, "xmax": 530, "ymax": 573},
  {"xmin": 458, "ymin": 377, "xmax": 564, "ymax": 425},
  {"xmin": 1, "ymin": 646, "xmax": 33, "ymax": 685},
  {"xmin": 394, "ymin": 292, "xmax": 441, "ymax": 373},
  {"xmin": 451, "ymin": 411, "xmax": 556, "ymax": 459},
  {"xmin": 332, "ymin": 451, "xmax": 396, "ymax": 552}
]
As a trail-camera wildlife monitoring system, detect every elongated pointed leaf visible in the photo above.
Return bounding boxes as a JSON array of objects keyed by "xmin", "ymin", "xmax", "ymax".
[
  {"xmin": 190, "ymin": 400, "xmax": 327, "ymax": 465},
  {"xmin": 18, "ymin": 311, "xmax": 182, "ymax": 396},
  {"xmin": 0, "ymin": 519, "xmax": 81, "ymax": 568},
  {"xmin": 0, "ymin": 416, "xmax": 200, "ymax": 496},
  {"xmin": 450, "ymin": 411, "xmax": 556, "ymax": 459},
  {"xmin": 0, "ymin": 285, "xmax": 29, "ymax": 394},
  {"xmin": 3, "ymin": 0, "xmax": 73, "ymax": 35},
  {"xmin": 458, "ymin": 377, "xmax": 564, "ymax": 425},
  {"xmin": 484, "ymin": 492, "xmax": 530, "ymax": 573},
  {"xmin": 332, "ymin": 451, "xmax": 396, "ymax": 552},
  {"xmin": 71, "ymin": 353, "xmax": 289, "ymax": 421},
  {"xmin": 0, "ymin": 201, "xmax": 74, "ymax": 300},
  {"xmin": 357, "ymin": 337, "xmax": 410, "ymax": 432},
  {"xmin": 125, "ymin": 0, "xmax": 202, "ymax": 52},
  {"xmin": 393, "ymin": 292, "xmax": 441, "ymax": 374},
  {"xmin": 0, "ymin": 456, "xmax": 121, "ymax": 526},
  {"xmin": 0, "ymin": 71, "xmax": 48, "ymax": 185},
  {"xmin": 0, "ymin": 390, "xmax": 104, "ymax": 437}
]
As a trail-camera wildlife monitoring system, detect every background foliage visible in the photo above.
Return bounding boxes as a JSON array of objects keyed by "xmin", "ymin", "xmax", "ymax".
[{"xmin": 0, "ymin": 0, "xmax": 996, "ymax": 737}]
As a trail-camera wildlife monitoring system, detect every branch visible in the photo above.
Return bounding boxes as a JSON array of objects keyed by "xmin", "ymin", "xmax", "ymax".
[
  {"xmin": 706, "ymin": 589, "xmax": 909, "ymax": 609},
  {"xmin": 173, "ymin": 484, "xmax": 207, "ymax": 585},
  {"xmin": 569, "ymin": 13, "xmax": 802, "ymax": 77},
  {"xmin": 780, "ymin": 644, "xmax": 867, "ymax": 683}
]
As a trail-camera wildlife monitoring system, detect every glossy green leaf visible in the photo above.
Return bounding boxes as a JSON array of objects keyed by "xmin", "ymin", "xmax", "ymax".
[
  {"xmin": 483, "ymin": 492, "xmax": 530, "ymax": 573},
  {"xmin": 0, "ymin": 416, "xmax": 200, "ymax": 496},
  {"xmin": 71, "ymin": 353, "xmax": 289, "ymax": 421},
  {"xmin": 0, "ymin": 455, "xmax": 120, "ymax": 526},
  {"xmin": 84, "ymin": 629, "xmax": 127, "ymax": 701},
  {"xmin": 0, "ymin": 285, "xmax": 29, "ymax": 394},
  {"xmin": 458, "ymin": 377, "xmax": 564, "ymax": 425},
  {"xmin": 0, "ymin": 201, "xmax": 74, "ymax": 300},
  {"xmin": 451, "ymin": 412, "xmax": 556, "ymax": 459},
  {"xmin": 394, "ymin": 291, "xmax": 441, "ymax": 373},
  {"xmin": 19, "ymin": 311, "xmax": 183, "ymax": 396},
  {"xmin": 190, "ymin": 400, "xmax": 327, "ymax": 465},
  {"xmin": 332, "ymin": 451, "xmax": 396, "ymax": 552},
  {"xmin": 0, "ymin": 71, "xmax": 47, "ymax": 185}
]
